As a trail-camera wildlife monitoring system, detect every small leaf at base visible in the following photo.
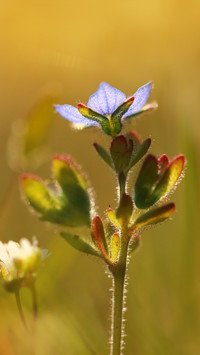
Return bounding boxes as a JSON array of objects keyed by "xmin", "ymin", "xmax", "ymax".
[{"xmin": 61, "ymin": 232, "xmax": 99, "ymax": 256}]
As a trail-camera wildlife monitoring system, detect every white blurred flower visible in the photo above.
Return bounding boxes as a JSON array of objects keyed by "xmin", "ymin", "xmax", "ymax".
[{"xmin": 0, "ymin": 237, "xmax": 48, "ymax": 291}]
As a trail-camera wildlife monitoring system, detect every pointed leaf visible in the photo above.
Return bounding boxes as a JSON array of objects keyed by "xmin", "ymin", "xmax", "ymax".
[
  {"xmin": 61, "ymin": 232, "xmax": 99, "ymax": 256},
  {"xmin": 110, "ymin": 96, "xmax": 135, "ymax": 135},
  {"xmin": 129, "ymin": 138, "xmax": 151, "ymax": 168},
  {"xmin": 78, "ymin": 103, "xmax": 111, "ymax": 135},
  {"xmin": 55, "ymin": 104, "xmax": 98, "ymax": 126},
  {"xmin": 93, "ymin": 143, "xmax": 114, "ymax": 169},
  {"xmin": 111, "ymin": 96, "xmax": 135, "ymax": 121},
  {"xmin": 110, "ymin": 234, "xmax": 121, "ymax": 262},
  {"xmin": 133, "ymin": 203, "xmax": 176, "ymax": 229}
]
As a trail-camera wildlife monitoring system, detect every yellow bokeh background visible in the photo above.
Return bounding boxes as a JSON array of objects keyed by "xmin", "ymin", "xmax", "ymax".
[{"xmin": 0, "ymin": 1, "xmax": 200, "ymax": 354}]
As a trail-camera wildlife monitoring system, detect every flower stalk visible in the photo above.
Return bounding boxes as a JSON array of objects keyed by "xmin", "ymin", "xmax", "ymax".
[
  {"xmin": 30, "ymin": 284, "xmax": 38, "ymax": 321},
  {"xmin": 15, "ymin": 289, "xmax": 28, "ymax": 331}
]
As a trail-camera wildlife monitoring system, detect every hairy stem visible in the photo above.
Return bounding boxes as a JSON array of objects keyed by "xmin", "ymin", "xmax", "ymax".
[
  {"xmin": 111, "ymin": 238, "xmax": 129, "ymax": 355},
  {"xmin": 15, "ymin": 290, "xmax": 28, "ymax": 331},
  {"xmin": 118, "ymin": 173, "xmax": 126, "ymax": 198}
]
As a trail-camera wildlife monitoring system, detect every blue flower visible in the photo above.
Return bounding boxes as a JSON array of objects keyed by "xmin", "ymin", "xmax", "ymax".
[{"xmin": 55, "ymin": 81, "xmax": 157, "ymax": 137}]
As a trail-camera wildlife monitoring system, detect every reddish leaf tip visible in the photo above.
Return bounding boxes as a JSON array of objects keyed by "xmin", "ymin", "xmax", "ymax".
[
  {"xmin": 92, "ymin": 215, "xmax": 101, "ymax": 224},
  {"xmin": 53, "ymin": 154, "xmax": 71, "ymax": 163},
  {"xmin": 126, "ymin": 130, "xmax": 142, "ymax": 143},
  {"xmin": 144, "ymin": 154, "xmax": 157, "ymax": 164},
  {"xmin": 170, "ymin": 154, "xmax": 185, "ymax": 166},
  {"xmin": 77, "ymin": 103, "xmax": 86, "ymax": 109},
  {"xmin": 20, "ymin": 173, "xmax": 41, "ymax": 182},
  {"xmin": 169, "ymin": 202, "xmax": 176, "ymax": 212},
  {"xmin": 125, "ymin": 96, "xmax": 135, "ymax": 103},
  {"xmin": 158, "ymin": 154, "xmax": 169, "ymax": 163}
]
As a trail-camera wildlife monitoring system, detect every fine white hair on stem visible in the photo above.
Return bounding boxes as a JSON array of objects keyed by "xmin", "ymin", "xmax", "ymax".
[{"xmin": 108, "ymin": 252, "xmax": 131, "ymax": 355}]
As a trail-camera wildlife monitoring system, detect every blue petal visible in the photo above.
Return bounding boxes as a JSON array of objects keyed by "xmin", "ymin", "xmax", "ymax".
[
  {"xmin": 87, "ymin": 82, "xmax": 126, "ymax": 115},
  {"xmin": 123, "ymin": 82, "xmax": 152, "ymax": 119},
  {"xmin": 55, "ymin": 104, "xmax": 98, "ymax": 126}
]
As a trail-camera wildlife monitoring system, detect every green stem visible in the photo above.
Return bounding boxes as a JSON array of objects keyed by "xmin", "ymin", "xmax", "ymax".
[
  {"xmin": 15, "ymin": 290, "xmax": 28, "ymax": 331},
  {"xmin": 111, "ymin": 238, "xmax": 129, "ymax": 355},
  {"xmin": 118, "ymin": 172, "xmax": 126, "ymax": 198}
]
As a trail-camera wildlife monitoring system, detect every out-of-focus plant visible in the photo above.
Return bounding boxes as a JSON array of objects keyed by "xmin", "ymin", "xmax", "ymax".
[
  {"xmin": 0, "ymin": 237, "xmax": 48, "ymax": 330},
  {"xmin": 8, "ymin": 94, "xmax": 57, "ymax": 172},
  {"xmin": 21, "ymin": 81, "xmax": 185, "ymax": 354},
  {"xmin": 0, "ymin": 92, "xmax": 57, "ymax": 230}
]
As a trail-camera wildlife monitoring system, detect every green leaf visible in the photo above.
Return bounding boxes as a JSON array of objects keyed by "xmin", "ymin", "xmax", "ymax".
[
  {"xmin": 110, "ymin": 96, "xmax": 135, "ymax": 135},
  {"xmin": 110, "ymin": 135, "xmax": 133, "ymax": 173},
  {"xmin": 93, "ymin": 143, "xmax": 114, "ymax": 169},
  {"xmin": 129, "ymin": 138, "xmax": 151, "ymax": 168},
  {"xmin": 21, "ymin": 174, "xmax": 61, "ymax": 216},
  {"xmin": 134, "ymin": 155, "xmax": 158, "ymax": 209},
  {"xmin": 111, "ymin": 96, "xmax": 135, "ymax": 121},
  {"xmin": 61, "ymin": 232, "xmax": 99, "ymax": 256},
  {"xmin": 21, "ymin": 154, "xmax": 94, "ymax": 227},
  {"xmin": 133, "ymin": 203, "xmax": 176, "ymax": 229},
  {"xmin": 134, "ymin": 154, "xmax": 185, "ymax": 210},
  {"xmin": 78, "ymin": 104, "xmax": 112, "ymax": 136},
  {"xmin": 52, "ymin": 155, "xmax": 91, "ymax": 226}
]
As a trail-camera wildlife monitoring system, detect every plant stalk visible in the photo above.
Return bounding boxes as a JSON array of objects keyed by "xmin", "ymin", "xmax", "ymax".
[
  {"xmin": 15, "ymin": 290, "xmax": 28, "ymax": 331},
  {"xmin": 111, "ymin": 238, "xmax": 129, "ymax": 355},
  {"xmin": 118, "ymin": 173, "xmax": 126, "ymax": 198},
  {"xmin": 30, "ymin": 284, "xmax": 38, "ymax": 320}
]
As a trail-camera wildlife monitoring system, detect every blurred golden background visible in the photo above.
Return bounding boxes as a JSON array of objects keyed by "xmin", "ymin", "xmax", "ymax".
[{"xmin": 0, "ymin": 0, "xmax": 200, "ymax": 354}]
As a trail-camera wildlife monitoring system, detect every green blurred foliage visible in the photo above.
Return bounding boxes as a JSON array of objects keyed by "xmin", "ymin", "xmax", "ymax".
[{"xmin": 0, "ymin": 0, "xmax": 200, "ymax": 354}]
